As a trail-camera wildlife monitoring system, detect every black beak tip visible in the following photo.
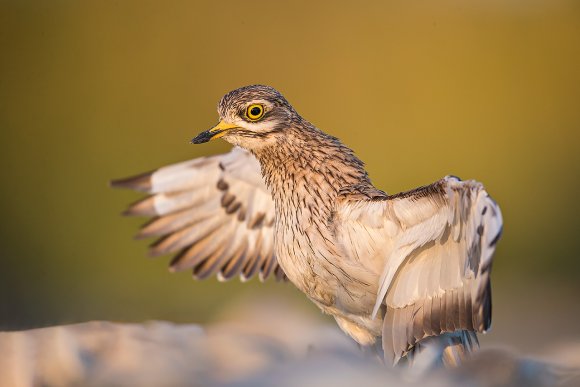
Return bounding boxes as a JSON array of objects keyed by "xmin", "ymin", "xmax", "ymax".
[{"xmin": 190, "ymin": 130, "xmax": 213, "ymax": 144}]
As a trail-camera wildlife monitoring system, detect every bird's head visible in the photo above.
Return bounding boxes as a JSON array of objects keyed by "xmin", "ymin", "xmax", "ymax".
[{"xmin": 191, "ymin": 85, "xmax": 299, "ymax": 150}]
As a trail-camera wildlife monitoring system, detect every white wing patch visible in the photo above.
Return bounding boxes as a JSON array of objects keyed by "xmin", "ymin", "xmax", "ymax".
[{"xmin": 372, "ymin": 200, "xmax": 450, "ymax": 318}]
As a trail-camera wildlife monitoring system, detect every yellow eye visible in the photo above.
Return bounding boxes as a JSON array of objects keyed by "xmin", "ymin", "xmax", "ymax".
[{"xmin": 246, "ymin": 104, "xmax": 265, "ymax": 121}]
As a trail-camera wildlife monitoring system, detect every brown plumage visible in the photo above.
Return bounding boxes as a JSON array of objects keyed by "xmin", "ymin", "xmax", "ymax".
[{"xmin": 112, "ymin": 85, "xmax": 503, "ymax": 368}]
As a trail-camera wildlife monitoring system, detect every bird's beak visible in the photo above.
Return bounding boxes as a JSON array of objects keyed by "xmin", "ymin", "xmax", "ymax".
[{"xmin": 190, "ymin": 120, "xmax": 238, "ymax": 144}]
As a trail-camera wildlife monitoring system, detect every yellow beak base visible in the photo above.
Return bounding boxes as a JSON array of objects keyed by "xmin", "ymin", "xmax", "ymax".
[{"xmin": 191, "ymin": 121, "xmax": 238, "ymax": 144}]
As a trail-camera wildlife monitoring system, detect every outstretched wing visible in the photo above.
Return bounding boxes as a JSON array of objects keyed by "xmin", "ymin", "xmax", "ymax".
[
  {"xmin": 111, "ymin": 147, "xmax": 285, "ymax": 282},
  {"xmin": 337, "ymin": 176, "xmax": 502, "ymax": 363}
]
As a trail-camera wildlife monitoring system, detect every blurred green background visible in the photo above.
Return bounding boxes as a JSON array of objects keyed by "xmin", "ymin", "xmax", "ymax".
[{"xmin": 1, "ymin": 0, "xmax": 578, "ymax": 353}]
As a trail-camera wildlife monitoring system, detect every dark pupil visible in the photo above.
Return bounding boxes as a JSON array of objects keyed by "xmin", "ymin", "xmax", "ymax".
[{"xmin": 250, "ymin": 106, "xmax": 261, "ymax": 117}]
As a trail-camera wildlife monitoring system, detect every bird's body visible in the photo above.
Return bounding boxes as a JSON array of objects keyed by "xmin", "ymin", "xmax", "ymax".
[
  {"xmin": 254, "ymin": 125, "xmax": 385, "ymax": 345},
  {"xmin": 112, "ymin": 85, "xmax": 502, "ymax": 367}
]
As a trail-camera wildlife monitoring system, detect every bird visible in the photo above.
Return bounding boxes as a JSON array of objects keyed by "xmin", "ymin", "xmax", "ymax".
[{"xmin": 111, "ymin": 85, "xmax": 503, "ymax": 368}]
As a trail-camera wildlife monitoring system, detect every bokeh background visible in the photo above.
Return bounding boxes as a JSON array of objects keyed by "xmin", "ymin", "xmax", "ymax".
[{"xmin": 1, "ymin": 0, "xmax": 578, "ymax": 356}]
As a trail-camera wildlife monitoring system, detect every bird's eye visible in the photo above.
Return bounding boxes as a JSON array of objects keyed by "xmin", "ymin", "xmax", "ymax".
[{"xmin": 246, "ymin": 104, "xmax": 265, "ymax": 121}]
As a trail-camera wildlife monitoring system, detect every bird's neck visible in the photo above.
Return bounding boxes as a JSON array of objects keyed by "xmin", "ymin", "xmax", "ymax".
[{"xmin": 251, "ymin": 126, "xmax": 376, "ymax": 216}]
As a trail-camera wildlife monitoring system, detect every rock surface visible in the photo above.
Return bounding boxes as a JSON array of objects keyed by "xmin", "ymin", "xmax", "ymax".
[{"xmin": 1, "ymin": 299, "xmax": 578, "ymax": 387}]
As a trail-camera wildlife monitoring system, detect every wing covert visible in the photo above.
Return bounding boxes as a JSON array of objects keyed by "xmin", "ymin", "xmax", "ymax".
[{"xmin": 337, "ymin": 176, "xmax": 502, "ymax": 363}]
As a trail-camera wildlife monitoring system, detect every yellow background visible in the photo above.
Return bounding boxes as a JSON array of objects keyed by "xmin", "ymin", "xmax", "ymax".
[{"xmin": 1, "ymin": 0, "xmax": 578, "ymax": 353}]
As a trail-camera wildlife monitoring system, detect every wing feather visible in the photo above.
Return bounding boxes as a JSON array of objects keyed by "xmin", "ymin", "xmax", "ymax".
[
  {"xmin": 338, "ymin": 175, "xmax": 502, "ymax": 363},
  {"xmin": 112, "ymin": 147, "xmax": 285, "ymax": 282}
]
